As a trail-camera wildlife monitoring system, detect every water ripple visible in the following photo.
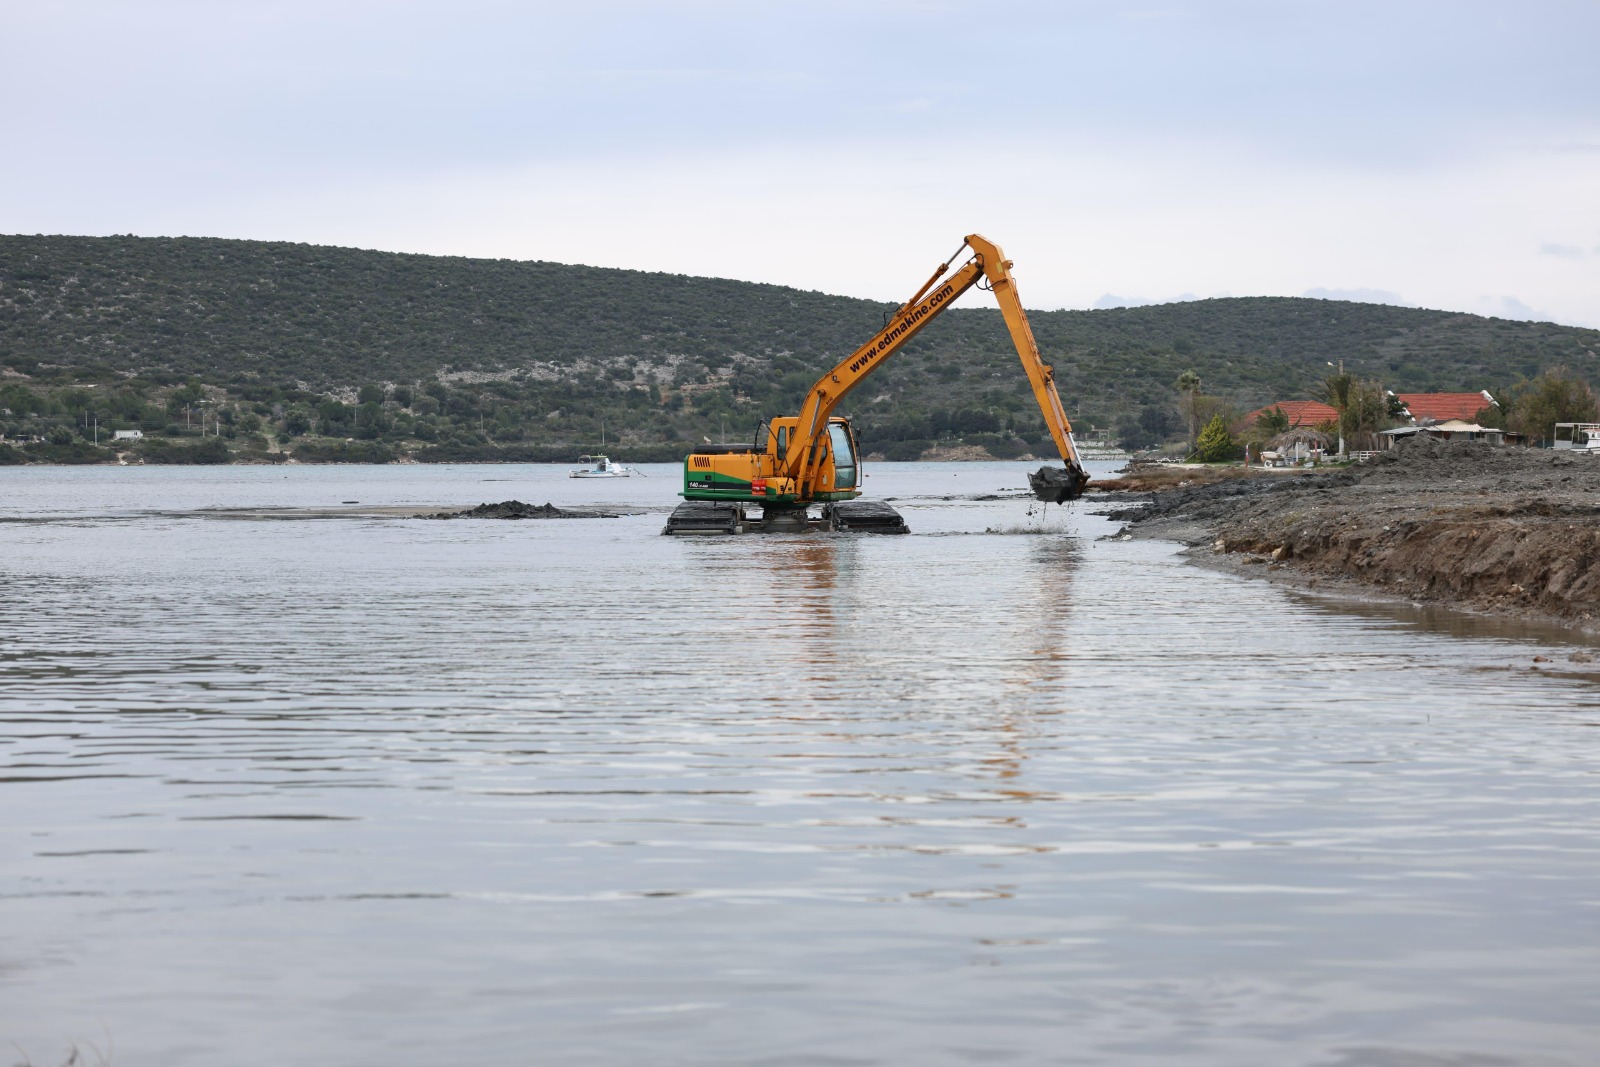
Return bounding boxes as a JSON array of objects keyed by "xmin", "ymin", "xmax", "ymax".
[{"xmin": 3, "ymin": 463, "xmax": 1598, "ymax": 1066}]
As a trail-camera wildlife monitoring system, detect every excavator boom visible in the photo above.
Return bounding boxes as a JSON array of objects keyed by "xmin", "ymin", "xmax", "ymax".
[
  {"xmin": 787, "ymin": 255, "xmax": 985, "ymax": 496},
  {"xmin": 787, "ymin": 234, "xmax": 1087, "ymax": 502}
]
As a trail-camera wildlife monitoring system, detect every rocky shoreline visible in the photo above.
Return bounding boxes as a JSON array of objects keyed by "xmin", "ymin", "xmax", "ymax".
[{"xmin": 1104, "ymin": 440, "xmax": 1600, "ymax": 633}]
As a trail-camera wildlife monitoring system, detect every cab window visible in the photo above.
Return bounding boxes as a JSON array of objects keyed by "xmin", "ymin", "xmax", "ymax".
[{"xmin": 827, "ymin": 423, "xmax": 857, "ymax": 489}]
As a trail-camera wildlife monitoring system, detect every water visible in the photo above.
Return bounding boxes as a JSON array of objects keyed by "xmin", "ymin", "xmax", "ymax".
[{"xmin": 3, "ymin": 462, "xmax": 1598, "ymax": 1067}]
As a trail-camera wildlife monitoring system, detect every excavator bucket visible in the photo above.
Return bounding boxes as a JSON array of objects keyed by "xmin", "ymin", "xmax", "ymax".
[{"xmin": 1028, "ymin": 465, "xmax": 1090, "ymax": 504}]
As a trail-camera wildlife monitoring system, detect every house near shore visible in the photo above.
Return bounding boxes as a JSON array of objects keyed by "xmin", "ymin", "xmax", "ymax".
[
  {"xmin": 1374, "ymin": 391, "xmax": 1523, "ymax": 449},
  {"xmin": 1380, "ymin": 420, "xmax": 1504, "ymax": 446},
  {"xmin": 1380, "ymin": 419, "xmax": 1526, "ymax": 448},
  {"xmin": 1391, "ymin": 391, "xmax": 1497, "ymax": 424},
  {"xmin": 1235, "ymin": 400, "xmax": 1338, "ymax": 434},
  {"xmin": 1238, "ymin": 390, "xmax": 1513, "ymax": 451}
]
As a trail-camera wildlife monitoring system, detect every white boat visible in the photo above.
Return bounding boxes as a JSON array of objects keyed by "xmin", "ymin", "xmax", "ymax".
[{"xmin": 569, "ymin": 454, "xmax": 636, "ymax": 478}]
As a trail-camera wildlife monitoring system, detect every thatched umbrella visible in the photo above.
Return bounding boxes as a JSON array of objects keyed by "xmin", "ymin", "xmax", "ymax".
[{"xmin": 1266, "ymin": 428, "xmax": 1333, "ymax": 462}]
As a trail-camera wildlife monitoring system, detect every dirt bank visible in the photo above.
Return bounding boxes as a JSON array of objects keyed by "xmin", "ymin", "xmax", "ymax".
[
  {"xmin": 1088, "ymin": 463, "xmax": 1268, "ymax": 494},
  {"xmin": 1110, "ymin": 439, "xmax": 1600, "ymax": 630}
]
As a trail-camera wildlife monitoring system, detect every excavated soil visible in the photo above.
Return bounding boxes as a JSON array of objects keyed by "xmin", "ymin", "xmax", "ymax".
[
  {"xmin": 427, "ymin": 500, "xmax": 618, "ymax": 520},
  {"xmin": 1088, "ymin": 464, "xmax": 1258, "ymax": 494},
  {"xmin": 1111, "ymin": 440, "xmax": 1600, "ymax": 630}
]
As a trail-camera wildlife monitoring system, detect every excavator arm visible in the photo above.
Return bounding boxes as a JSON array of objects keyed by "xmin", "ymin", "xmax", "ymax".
[
  {"xmin": 967, "ymin": 235, "xmax": 1089, "ymax": 503},
  {"xmin": 786, "ymin": 233, "xmax": 1087, "ymax": 502}
]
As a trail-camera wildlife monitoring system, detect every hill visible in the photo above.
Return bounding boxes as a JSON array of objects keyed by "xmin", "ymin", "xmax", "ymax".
[{"xmin": 3, "ymin": 234, "xmax": 1597, "ymax": 462}]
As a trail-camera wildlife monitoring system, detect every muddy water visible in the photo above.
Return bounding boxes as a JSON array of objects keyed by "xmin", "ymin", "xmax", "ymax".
[{"xmin": 3, "ymin": 462, "xmax": 1598, "ymax": 1067}]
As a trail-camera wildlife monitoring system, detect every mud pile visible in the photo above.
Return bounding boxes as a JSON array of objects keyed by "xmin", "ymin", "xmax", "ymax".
[
  {"xmin": 1117, "ymin": 440, "xmax": 1600, "ymax": 628},
  {"xmin": 427, "ymin": 500, "xmax": 617, "ymax": 520},
  {"xmin": 1090, "ymin": 464, "xmax": 1255, "ymax": 494}
]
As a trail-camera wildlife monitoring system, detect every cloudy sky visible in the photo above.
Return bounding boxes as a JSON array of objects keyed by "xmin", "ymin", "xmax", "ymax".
[{"xmin": 5, "ymin": 0, "xmax": 1598, "ymax": 326}]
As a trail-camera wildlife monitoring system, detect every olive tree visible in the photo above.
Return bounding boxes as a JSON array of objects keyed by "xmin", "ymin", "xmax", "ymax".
[{"xmin": 1509, "ymin": 368, "xmax": 1598, "ymax": 445}]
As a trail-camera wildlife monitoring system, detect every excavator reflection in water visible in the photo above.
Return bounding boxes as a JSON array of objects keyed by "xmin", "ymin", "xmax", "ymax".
[{"xmin": 663, "ymin": 234, "xmax": 1090, "ymax": 535}]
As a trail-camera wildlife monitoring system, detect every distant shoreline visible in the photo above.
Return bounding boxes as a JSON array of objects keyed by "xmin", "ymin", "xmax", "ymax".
[{"xmin": 0, "ymin": 448, "xmax": 1108, "ymax": 468}]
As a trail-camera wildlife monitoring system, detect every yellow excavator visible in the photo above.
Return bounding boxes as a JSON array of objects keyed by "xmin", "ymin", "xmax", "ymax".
[{"xmin": 663, "ymin": 234, "xmax": 1089, "ymax": 535}]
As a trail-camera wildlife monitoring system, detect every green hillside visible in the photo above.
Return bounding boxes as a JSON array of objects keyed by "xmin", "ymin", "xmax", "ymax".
[{"xmin": 3, "ymin": 234, "xmax": 1597, "ymax": 463}]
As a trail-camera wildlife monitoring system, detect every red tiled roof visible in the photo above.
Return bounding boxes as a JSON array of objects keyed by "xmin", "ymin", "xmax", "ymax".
[
  {"xmin": 1397, "ymin": 392, "xmax": 1495, "ymax": 422},
  {"xmin": 1239, "ymin": 400, "xmax": 1338, "ymax": 429}
]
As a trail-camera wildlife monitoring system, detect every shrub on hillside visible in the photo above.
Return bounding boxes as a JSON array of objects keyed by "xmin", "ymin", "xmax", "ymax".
[
  {"xmin": 20, "ymin": 441, "xmax": 114, "ymax": 464},
  {"xmin": 141, "ymin": 437, "xmax": 232, "ymax": 464}
]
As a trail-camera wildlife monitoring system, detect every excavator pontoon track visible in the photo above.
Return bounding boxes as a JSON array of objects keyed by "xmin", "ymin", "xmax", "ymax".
[
  {"xmin": 664, "ymin": 500, "xmax": 910, "ymax": 535},
  {"xmin": 662, "ymin": 501, "xmax": 749, "ymax": 535},
  {"xmin": 824, "ymin": 499, "xmax": 909, "ymax": 534}
]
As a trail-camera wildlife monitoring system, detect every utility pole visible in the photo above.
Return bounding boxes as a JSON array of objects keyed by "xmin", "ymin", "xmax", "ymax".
[
  {"xmin": 1331, "ymin": 361, "xmax": 1344, "ymax": 457},
  {"xmin": 1327, "ymin": 359, "xmax": 1347, "ymax": 458}
]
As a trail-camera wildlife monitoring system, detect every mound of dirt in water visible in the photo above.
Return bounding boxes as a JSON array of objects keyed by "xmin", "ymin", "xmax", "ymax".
[
  {"xmin": 427, "ymin": 500, "xmax": 617, "ymax": 520},
  {"xmin": 1116, "ymin": 439, "xmax": 1600, "ymax": 629}
]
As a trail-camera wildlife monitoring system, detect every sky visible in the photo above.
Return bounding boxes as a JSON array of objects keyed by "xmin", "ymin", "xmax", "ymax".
[{"xmin": 4, "ymin": 0, "xmax": 1598, "ymax": 327}]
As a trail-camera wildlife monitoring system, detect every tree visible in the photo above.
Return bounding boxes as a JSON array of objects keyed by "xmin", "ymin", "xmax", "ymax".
[
  {"xmin": 1316, "ymin": 372, "xmax": 1354, "ymax": 454},
  {"xmin": 1113, "ymin": 412, "xmax": 1145, "ymax": 450},
  {"xmin": 1139, "ymin": 403, "xmax": 1177, "ymax": 441},
  {"xmin": 1343, "ymin": 379, "xmax": 1392, "ymax": 450},
  {"xmin": 1174, "ymin": 370, "xmax": 1202, "ymax": 447},
  {"xmin": 171, "ymin": 381, "xmax": 205, "ymax": 406},
  {"xmin": 354, "ymin": 401, "xmax": 387, "ymax": 439},
  {"xmin": 1193, "ymin": 395, "xmax": 1236, "ymax": 436},
  {"xmin": 1255, "ymin": 406, "xmax": 1290, "ymax": 434},
  {"xmin": 1473, "ymin": 404, "xmax": 1505, "ymax": 429},
  {"xmin": 1508, "ymin": 367, "xmax": 1598, "ymax": 445},
  {"xmin": 317, "ymin": 399, "xmax": 349, "ymax": 427},
  {"xmin": 1242, "ymin": 405, "xmax": 1290, "ymax": 449},
  {"xmin": 1195, "ymin": 413, "xmax": 1238, "ymax": 462}
]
